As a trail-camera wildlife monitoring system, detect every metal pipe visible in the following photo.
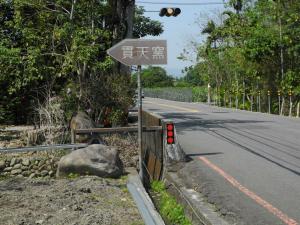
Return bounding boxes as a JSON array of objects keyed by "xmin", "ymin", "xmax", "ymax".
[{"xmin": 0, "ymin": 144, "xmax": 88, "ymax": 154}]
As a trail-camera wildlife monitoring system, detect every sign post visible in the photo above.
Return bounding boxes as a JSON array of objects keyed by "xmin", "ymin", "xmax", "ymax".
[
  {"xmin": 107, "ymin": 39, "xmax": 167, "ymax": 179},
  {"xmin": 137, "ymin": 65, "xmax": 142, "ymax": 177}
]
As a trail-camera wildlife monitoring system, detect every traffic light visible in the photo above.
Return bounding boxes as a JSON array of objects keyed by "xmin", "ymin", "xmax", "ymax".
[
  {"xmin": 159, "ymin": 8, "xmax": 181, "ymax": 17},
  {"xmin": 166, "ymin": 123, "xmax": 175, "ymax": 144}
]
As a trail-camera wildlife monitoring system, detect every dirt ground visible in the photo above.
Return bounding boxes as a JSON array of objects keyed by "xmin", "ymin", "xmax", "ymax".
[
  {"xmin": 0, "ymin": 176, "xmax": 144, "ymax": 225},
  {"xmin": 0, "ymin": 125, "xmax": 143, "ymax": 225}
]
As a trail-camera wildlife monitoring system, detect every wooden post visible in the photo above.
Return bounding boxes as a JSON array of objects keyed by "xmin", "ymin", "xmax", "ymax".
[{"xmin": 297, "ymin": 102, "xmax": 300, "ymax": 118}]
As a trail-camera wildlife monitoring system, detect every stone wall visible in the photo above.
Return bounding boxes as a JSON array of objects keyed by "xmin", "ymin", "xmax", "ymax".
[{"xmin": 0, "ymin": 152, "xmax": 65, "ymax": 178}]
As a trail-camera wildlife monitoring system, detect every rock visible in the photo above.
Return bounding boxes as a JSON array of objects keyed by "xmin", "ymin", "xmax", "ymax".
[
  {"xmin": 48, "ymin": 170, "xmax": 54, "ymax": 177},
  {"xmin": 3, "ymin": 167, "xmax": 12, "ymax": 172},
  {"xmin": 33, "ymin": 165, "xmax": 39, "ymax": 170},
  {"xmin": 38, "ymin": 160, "xmax": 44, "ymax": 167},
  {"xmin": 11, "ymin": 169, "xmax": 22, "ymax": 175},
  {"xmin": 0, "ymin": 160, "xmax": 5, "ymax": 170},
  {"xmin": 22, "ymin": 158, "xmax": 30, "ymax": 166},
  {"xmin": 29, "ymin": 173, "xmax": 35, "ymax": 179},
  {"xmin": 16, "ymin": 174, "xmax": 24, "ymax": 178},
  {"xmin": 70, "ymin": 111, "xmax": 102, "ymax": 143},
  {"xmin": 57, "ymin": 144, "xmax": 123, "ymax": 178},
  {"xmin": 10, "ymin": 158, "xmax": 17, "ymax": 167},
  {"xmin": 41, "ymin": 170, "xmax": 48, "ymax": 177},
  {"xmin": 38, "ymin": 164, "xmax": 46, "ymax": 171},
  {"xmin": 21, "ymin": 166, "xmax": 29, "ymax": 171},
  {"xmin": 13, "ymin": 163, "xmax": 22, "ymax": 169},
  {"xmin": 22, "ymin": 171, "xmax": 30, "ymax": 177}
]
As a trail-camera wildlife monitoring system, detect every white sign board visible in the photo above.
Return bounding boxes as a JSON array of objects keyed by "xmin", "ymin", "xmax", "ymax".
[{"xmin": 107, "ymin": 39, "xmax": 167, "ymax": 66}]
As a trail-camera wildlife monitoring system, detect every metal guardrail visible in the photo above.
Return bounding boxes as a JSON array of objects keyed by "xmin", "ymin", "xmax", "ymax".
[
  {"xmin": 71, "ymin": 126, "xmax": 162, "ymax": 144},
  {"xmin": 0, "ymin": 143, "xmax": 88, "ymax": 153},
  {"xmin": 127, "ymin": 174, "xmax": 165, "ymax": 225}
]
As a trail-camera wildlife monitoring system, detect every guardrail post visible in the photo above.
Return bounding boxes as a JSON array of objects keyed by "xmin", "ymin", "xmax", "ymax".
[{"xmin": 71, "ymin": 128, "xmax": 76, "ymax": 144}]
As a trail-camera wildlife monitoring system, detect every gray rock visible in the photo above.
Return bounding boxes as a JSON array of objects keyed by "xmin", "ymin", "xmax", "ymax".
[
  {"xmin": 0, "ymin": 160, "xmax": 5, "ymax": 170},
  {"xmin": 3, "ymin": 167, "xmax": 12, "ymax": 172},
  {"xmin": 33, "ymin": 165, "xmax": 39, "ymax": 170},
  {"xmin": 49, "ymin": 170, "xmax": 54, "ymax": 177},
  {"xmin": 41, "ymin": 170, "xmax": 48, "ymax": 177},
  {"xmin": 38, "ymin": 160, "xmax": 44, "ymax": 167},
  {"xmin": 22, "ymin": 158, "xmax": 30, "ymax": 166},
  {"xmin": 29, "ymin": 173, "xmax": 35, "ymax": 179},
  {"xmin": 16, "ymin": 174, "xmax": 24, "ymax": 178},
  {"xmin": 70, "ymin": 111, "xmax": 103, "ymax": 143},
  {"xmin": 11, "ymin": 169, "xmax": 22, "ymax": 175},
  {"xmin": 57, "ymin": 144, "xmax": 123, "ymax": 178},
  {"xmin": 21, "ymin": 166, "xmax": 29, "ymax": 171},
  {"xmin": 13, "ymin": 163, "xmax": 22, "ymax": 169},
  {"xmin": 10, "ymin": 158, "xmax": 17, "ymax": 167},
  {"xmin": 22, "ymin": 171, "xmax": 30, "ymax": 177}
]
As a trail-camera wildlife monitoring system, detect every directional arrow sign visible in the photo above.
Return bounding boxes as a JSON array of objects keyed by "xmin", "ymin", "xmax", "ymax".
[{"xmin": 107, "ymin": 39, "xmax": 167, "ymax": 66}]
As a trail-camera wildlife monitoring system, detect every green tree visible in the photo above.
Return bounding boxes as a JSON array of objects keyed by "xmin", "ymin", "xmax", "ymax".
[
  {"xmin": 0, "ymin": 0, "xmax": 163, "ymax": 124},
  {"xmin": 132, "ymin": 66, "xmax": 174, "ymax": 88}
]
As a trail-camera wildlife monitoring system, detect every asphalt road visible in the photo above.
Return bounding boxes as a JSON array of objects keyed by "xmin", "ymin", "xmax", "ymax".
[{"xmin": 143, "ymin": 97, "xmax": 300, "ymax": 225}]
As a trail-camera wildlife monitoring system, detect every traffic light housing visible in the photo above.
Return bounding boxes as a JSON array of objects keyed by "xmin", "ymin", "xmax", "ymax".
[
  {"xmin": 166, "ymin": 123, "xmax": 175, "ymax": 144},
  {"xmin": 159, "ymin": 8, "xmax": 181, "ymax": 17}
]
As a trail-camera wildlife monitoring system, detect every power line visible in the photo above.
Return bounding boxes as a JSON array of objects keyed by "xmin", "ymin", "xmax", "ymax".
[{"xmin": 136, "ymin": 1, "xmax": 225, "ymax": 6}]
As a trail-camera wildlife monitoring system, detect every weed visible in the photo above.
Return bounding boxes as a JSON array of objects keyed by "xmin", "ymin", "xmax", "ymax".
[
  {"xmin": 67, "ymin": 173, "xmax": 79, "ymax": 179},
  {"xmin": 151, "ymin": 181, "xmax": 192, "ymax": 225}
]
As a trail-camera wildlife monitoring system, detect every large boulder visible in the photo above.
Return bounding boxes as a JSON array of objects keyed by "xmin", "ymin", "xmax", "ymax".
[
  {"xmin": 70, "ymin": 111, "xmax": 96, "ymax": 130},
  {"xmin": 70, "ymin": 111, "xmax": 101, "ymax": 143},
  {"xmin": 56, "ymin": 144, "xmax": 123, "ymax": 178}
]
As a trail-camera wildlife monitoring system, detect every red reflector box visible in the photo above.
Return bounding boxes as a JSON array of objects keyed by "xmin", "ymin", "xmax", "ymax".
[{"xmin": 166, "ymin": 123, "xmax": 175, "ymax": 144}]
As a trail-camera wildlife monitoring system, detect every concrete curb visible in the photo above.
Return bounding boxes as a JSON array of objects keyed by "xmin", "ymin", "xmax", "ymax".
[{"xmin": 164, "ymin": 172, "xmax": 230, "ymax": 225}]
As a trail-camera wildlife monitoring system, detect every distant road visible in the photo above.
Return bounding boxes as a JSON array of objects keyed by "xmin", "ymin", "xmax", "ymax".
[{"xmin": 143, "ymin": 97, "xmax": 300, "ymax": 225}]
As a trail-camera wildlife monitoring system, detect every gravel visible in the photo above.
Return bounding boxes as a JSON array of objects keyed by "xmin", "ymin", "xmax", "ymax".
[{"xmin": 0, "ymin": 176, "xmax": 144, "ymax": 225}]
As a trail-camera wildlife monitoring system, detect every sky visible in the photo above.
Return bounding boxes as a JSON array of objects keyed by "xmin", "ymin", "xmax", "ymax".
[{"xmin": 135, "ymin": 0, "xmax": 226, "ymax": 77}]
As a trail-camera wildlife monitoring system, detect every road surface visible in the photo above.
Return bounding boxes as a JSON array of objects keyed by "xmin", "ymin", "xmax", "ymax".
[{"xmin": 143, "ymin": 97, "xmax": 300, "ymax": 225}]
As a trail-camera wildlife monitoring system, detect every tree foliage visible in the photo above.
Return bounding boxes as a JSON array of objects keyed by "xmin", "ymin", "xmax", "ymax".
[
  {"xmin": 132, "ymin": 66, "xmax": 173, "ymax": 88},
  {"xmin": 0, "ymin": 0, "xmax": 163, "ymax": 124},
  {"xmin": 181, "ymin": 0, "xmax": 300, "ymax": 112}
]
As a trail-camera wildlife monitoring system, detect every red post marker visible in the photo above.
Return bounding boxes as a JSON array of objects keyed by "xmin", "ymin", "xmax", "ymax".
[{"xmin": 166, "ymin": 123, "xmax": 175, "ymax": 144}]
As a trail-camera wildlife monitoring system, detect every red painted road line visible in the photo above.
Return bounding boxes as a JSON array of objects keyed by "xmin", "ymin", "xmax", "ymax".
[{"xmin": 198, "ymin": 156, "xmax": 298, "ymax": 225}]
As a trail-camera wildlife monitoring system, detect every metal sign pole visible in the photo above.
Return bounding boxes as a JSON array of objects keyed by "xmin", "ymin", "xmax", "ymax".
[{"xmin": 137, "ymin": 65, "xmax": 143, "ymax": 179}]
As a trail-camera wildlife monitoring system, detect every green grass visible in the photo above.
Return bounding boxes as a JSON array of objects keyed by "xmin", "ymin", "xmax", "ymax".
[{"xmin": 151, "ymin": 181, "xmax": 192, "ymax": 225}]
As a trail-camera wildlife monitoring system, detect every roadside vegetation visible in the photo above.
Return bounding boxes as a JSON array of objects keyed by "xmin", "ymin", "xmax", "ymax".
[
  {"xmin": 142, "ymin": 0, "xmax": 300, "ymax": 116},
  {"xmin": 0, "ymin": 1, "xmax": 163, "ymax": 128},
  {"xmin": 151, "ymin": 181, "xmax": 192, "ymax": 225}
]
